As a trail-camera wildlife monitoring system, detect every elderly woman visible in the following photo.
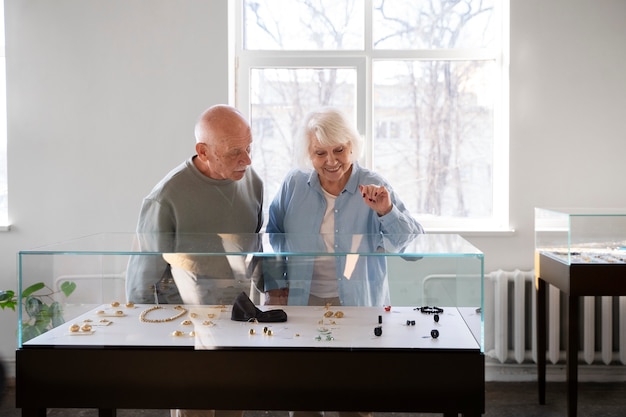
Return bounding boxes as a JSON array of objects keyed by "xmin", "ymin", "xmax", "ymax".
[{"xmin": 264, "ymin": 107, "xmax": 424, "ymax": 308}]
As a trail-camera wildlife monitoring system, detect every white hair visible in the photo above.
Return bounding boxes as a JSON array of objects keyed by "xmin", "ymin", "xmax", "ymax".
[{"xmin": 295, "ymin": 107, "xmax": 363, "ymax": 169}]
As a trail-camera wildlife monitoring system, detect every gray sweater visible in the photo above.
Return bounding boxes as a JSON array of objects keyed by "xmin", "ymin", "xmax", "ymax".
[{"xmin": 126, "ymin": 156, "xmax": 263, "ymax": 303}]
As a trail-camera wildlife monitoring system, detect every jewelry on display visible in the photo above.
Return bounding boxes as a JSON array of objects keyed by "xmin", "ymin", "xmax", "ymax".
[
  {"xmin": 96, "ymin": 309, "xmax": 125, "ymax": 317},
  {"xmin": 190, "ymin": 313, "xmax": 198, "ymax": 318},
  {"xmin": 434, "ymin": 314, "xmax": 440, "ymax": 322},
  {"xmin": 262, "ymin": 326, "xmax": 274, "ymax": 336},
  {"xmin": 431, "ymin": 329, "xmax": 439, "ymax": 339},
  {"xmin": 140, "ymin": 305, "xmax": 188, "ymax": 323},
  {"xmin": 171, "ymin": 330, "xmax": 196, "ymax": 337},
  {"xmin": 249, "ymin": 328, "xmax": 256, "ymax": 335},
  {"xmin": 111, "ymin": 301, "xmax": 120, "ymax": 307},
  {"xmin": 374, "ymin": 326, "xmax": 383, "ymax": 337},
  {"xmin": 202, "ymin": 320, "xmax": 215, "ymax": 326},
  {"xmin": 378, "ymin": 315, "xmax": 383, "ymax": 324},
  {"xmin": 406, "ymin": 320, "xmax": 416, "ymax": 326},
  {"xmin": 69, "ymin": 322, "xmax": 96, "ymax": 333},
  {"xmin": 181, "ymin": 320, "xmax": 192, "ymax": 326},
  {"xmin": 416, "ymin": 306, "xmax": 444, "ymax": 315},
  {"xmin": 315, "ymin": 326, "xmax": 334, "ymax": 341},
  {"xmin": 125, "ymin": 302, "xmax": 135, "ymax": 308},
  {"xmin": 321, "ymin": 309, "xmax": 344, "ymax": 318}
]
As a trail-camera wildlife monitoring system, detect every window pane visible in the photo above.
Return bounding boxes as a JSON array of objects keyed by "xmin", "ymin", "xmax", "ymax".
[
  {"xmin": 249, "ymin": 68, "xmax": 357, "ymax": 217},
  {"xmin": 373, "ymin": 0, "xmax": 495, "ymax": 49},
  {"xmin": 244, "ymin": 0, "xmax": 364, "ymax": 50},
  {"xmin": 373, "ymin": 60, "xmax": 495, "ymax": 219}
]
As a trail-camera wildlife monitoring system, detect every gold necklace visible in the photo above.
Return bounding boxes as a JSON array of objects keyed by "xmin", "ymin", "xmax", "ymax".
[{"xmin": 139, "ymin": 305, "xmax": 188, "ymax": 323}]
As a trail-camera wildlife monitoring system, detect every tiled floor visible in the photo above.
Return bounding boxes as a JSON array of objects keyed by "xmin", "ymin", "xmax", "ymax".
[{"xmin": 2, "ymin": 381, "xmax": 626, "ymax": 417}]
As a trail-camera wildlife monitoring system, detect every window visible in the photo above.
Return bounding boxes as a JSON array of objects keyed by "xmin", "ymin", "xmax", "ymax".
[{"xmin": 235, "ymin": 0, "xmax": 509, "ymax": 231}]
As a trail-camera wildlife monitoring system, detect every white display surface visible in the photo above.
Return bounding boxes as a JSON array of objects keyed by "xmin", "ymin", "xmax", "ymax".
[{"xmin": 24, "ymin": 303, "xmax": 481, "ymax": 350}]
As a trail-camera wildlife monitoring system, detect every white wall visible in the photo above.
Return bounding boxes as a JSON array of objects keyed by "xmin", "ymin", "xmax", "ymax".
[
  {"xmin": 0, "ymin": 0, "xmax": 230, "ymax": 367},
  {"xmin": 2, "ymin": 0, "xmax": 626, "ymax": 373},
  {"xmin": 470, "ymin": 0, "xmax": 626, "ymax": 270}
]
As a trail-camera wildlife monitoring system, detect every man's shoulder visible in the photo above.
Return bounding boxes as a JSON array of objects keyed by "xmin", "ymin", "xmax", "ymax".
[{"xmin": 146, "ymin": 160, "xmax": 192, "ymax": 196}]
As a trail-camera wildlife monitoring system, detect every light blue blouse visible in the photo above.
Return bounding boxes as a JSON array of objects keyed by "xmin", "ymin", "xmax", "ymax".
[{"xmin": 265, "ymin": 163, "xmax": 424, "ymax": 306}]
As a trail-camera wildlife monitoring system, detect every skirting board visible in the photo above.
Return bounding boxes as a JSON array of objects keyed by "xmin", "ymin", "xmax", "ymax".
[{"xmin": 486, "ymin": 360, "xmax": 626, "ymax": 382}]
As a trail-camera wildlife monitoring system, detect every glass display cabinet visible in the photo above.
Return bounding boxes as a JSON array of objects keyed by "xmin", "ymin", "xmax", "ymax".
[
  {"xmin": 535, "ymin": 208, "xmax": 626, "ymax": 417},
  {"xmin": 17, "ymin": 232, "xmax": 484, "ymax": 417}
]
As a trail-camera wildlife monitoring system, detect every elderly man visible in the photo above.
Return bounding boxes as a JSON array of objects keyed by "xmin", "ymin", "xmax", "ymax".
[{"xmin": 126, "ymin": 104, "xmax": 263, "ymax": 417}]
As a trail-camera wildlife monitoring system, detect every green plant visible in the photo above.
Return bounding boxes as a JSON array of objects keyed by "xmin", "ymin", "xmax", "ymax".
[{"xmin": 0, "ymin": 281, "xmax": 76, "ymax": 342}]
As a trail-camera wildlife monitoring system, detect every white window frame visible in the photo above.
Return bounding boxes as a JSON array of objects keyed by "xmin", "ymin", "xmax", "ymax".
[{"xmin": 233, "ymin": 0, "xmax": 510, "ymax": 233}]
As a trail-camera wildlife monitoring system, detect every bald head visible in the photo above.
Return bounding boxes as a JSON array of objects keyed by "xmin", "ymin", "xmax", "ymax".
[
  {"xmin": 194, "ymin": 105, "xmax": 249, "ymax": 145},
  {"xmin": 193, "ymin": 105, "xmax": 253, "ymax": 181}
]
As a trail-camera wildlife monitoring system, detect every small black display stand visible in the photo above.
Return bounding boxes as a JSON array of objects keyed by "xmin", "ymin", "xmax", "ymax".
[{"xmin": 536, "ymin": 253, "xmax": 626, "ymax": 417}]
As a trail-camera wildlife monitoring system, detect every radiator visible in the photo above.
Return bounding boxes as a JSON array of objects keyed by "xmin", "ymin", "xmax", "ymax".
[{"xmin": 484, "ymin": 269, "xmax": 626, "ymax": 365}]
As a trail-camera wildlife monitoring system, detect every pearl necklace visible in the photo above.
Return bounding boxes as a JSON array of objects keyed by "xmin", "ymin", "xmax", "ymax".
[{"xmin": 139, "ymin": 305, "xmax": 188, "ymax": 323}]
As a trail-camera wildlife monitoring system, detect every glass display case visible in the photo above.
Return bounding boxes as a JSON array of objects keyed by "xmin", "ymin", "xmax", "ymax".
[
  {"xmin": 534, "ymin": 208, "xmax": 626, "ymax": 417},
  {"xmin": 535, "ymin": 207, "xmax": 626, "ymax": 264},
  {"xmin": 16, "ymin": 232, "xmax": 484, "ymax": 417}
]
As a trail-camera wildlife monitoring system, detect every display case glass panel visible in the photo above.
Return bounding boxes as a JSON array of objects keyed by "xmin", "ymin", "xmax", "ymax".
[
  {"xmin": 18, "ymin": 233, "xmax": 483, "ymax": 351},
  {"xmin": 535, "ymin": 207, "xmax": 626, "ymax": 264}
]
